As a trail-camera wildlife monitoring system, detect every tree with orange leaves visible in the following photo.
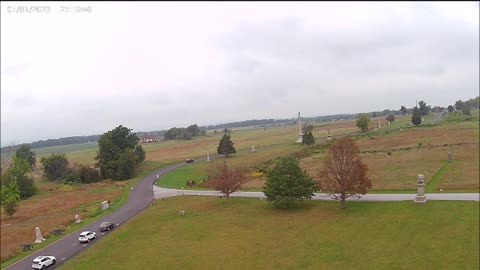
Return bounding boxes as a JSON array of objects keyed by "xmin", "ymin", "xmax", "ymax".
[
  {"xmin": 318, "ymin": 137, "xmax": 372, "ymax": 208},
  {"xmin": 206, "ymin": 158, "xmax": 246, "ymax": 199}
]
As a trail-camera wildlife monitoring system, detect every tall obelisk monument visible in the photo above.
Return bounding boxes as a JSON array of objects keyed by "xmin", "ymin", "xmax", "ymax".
[{"xmin": 296, "ymin": 112, "xmax": 304, "ymax": 143}]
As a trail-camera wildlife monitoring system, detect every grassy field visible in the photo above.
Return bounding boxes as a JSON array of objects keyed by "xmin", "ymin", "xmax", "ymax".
[
  {"xmin": 0, "ymin": 160, "xmax": 168, "ymax": 265},
  {"xmin": 156, "ymin": 116, "xmax": 479, "ymax": 192},
  {"xmin": 59, "ymin": 196, "xmax": 479, "ymax": 270},
  {"xmin": 158, "ymin": 143, "xmax": 301, "ymax": 189}
]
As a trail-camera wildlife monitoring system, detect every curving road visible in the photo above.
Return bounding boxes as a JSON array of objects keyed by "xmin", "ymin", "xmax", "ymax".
[
  {"xmin": 3, "ymin": 162, "xmax": 189, "ymax": 270},
  {"xmin": 4, "ymin": 154, "xmax": 479, "ymax": 270}
]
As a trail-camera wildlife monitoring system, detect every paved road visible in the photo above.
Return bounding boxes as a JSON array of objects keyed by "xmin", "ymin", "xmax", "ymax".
[
  {"xmin": 4, "ymin": 162, "xmax": 189, "ymax": 270},
  {"xmin": 154, "ymin": 186, "xmax": 480, "ymax": 202}
]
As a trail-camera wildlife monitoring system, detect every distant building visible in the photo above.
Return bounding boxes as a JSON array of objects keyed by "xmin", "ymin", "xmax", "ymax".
[{"xmin": 140, "ymin": 136, "xmax": 159, "ymax": 143}]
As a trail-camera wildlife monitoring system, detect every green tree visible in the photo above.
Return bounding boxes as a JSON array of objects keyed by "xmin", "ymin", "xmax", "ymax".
[
  {"xmin": 217, "ymin": 134, "xmax": 236, "ymax": 157},
  {"xmin": 41, "ymin": 153, "xmax": 69, "ymax": 181},
  {"xmin": 356, "ymin": 114, "xmax": 370, "ymax": 132},
  {"xmin": 302, "ymin": 131, "xmax": 315, "ymax": 146},
  {"xmin": 455, "ymin": 100, "xmax": 464, "ymax": 111},
  {"xmin": 0, "ymin": 181, "xmax": 21, "ymax": 216},
  {"xmin": 411, "ymin": 107, "xmax": 422, "ymax": 126},
  {"xmin": 134, "ymin": 145, "xmax": 146, "ymax": 163},
  {"xmin": 418, "ymin": 101, "xmax": 430, "ymax": 116},
  {"xmin": 186, "ymin": 124, "xmax": 201, "ymax": 137},
  {"xmin": 447, "ymin": 105, "xmax": 454, "ymax": 113},
  {"xmin": 15, "ymin": 144, "xmax": 36, "ymax": 169},
  {"xmin": 1, "ymin": 156, "xmax": 37, "ymax": 199},
  {"xmin": 96, "ymin": 125, "xmax": 140, "ymax": 180},
  {"xmin": 116, "ymin": 150, "xmax": 137, "ymax": 180},
  {"xmin": 400, "ymin": 106, "xmax": 407, "ymax": 115},
  {"xmin": 263, "ymin": 156, "xmax": 315, "ymax": 208},
  {"xmin": 462, "ymin": 103, "xmax": 472, "ymax": 115},
  {"xmin": 386, "ymin": 114, "xmax": 395, "ymax": 123}
]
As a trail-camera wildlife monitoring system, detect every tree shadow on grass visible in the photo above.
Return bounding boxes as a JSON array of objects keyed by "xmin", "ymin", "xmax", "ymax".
[{"xmin": 264, "ymin": 200, "xmax": 318, "ymax": 212}]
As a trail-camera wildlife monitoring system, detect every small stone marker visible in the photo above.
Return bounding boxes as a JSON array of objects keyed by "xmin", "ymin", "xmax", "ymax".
[
  {"xmin": 414, "ymin": 174, "xmax": 427, "ymax": 204},
  {"xmin": 34, "ymin": 227, "xmax": 46, "ymax": 243},
  {"xmin": 179, "ymin": 210, "xmax": 185, "ymax": 216},
  {"xmin": 74, "ymin": 214, "xmax": 82, "ymax": 224},
  {"xmin": 156, "ymin": 174, "xmax": 160, "ymax": 179},
  {"xmin": 101, "ymin": 200, "xmax": 110, "ymax": 210},
  {"xmin": 251, "ymin": 146, "xmax": 256, "ymax": 152},
  {"xmin": 448, "ymin": 152, "xmax": 452, "ymax": 162}
]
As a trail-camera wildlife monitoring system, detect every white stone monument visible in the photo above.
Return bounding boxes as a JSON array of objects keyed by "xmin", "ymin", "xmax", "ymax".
[
  {"xmin": 207, "ymin": 152, "xmax": 211, "ymax": 162},
  {"xmin": 101, "ymin": 200, "xmax": 110, "ymax": 210},
  {"xmin": 414, "ymin": 174, "xmax": 427, "ymax": 203},
  {"xmin": 75, "ymin": 214, "xmax": 82, "ymax": 223},
  {"xmin": 296, "ymin": 112, "xmax": 304, "ymax": 143},
  {"xmin": 251, "ymin": 146, "xmax": 256, "ymax": 152},
  {"xmin": 34, "ymin": 227, "xmax": 46, "ymax": 243}
]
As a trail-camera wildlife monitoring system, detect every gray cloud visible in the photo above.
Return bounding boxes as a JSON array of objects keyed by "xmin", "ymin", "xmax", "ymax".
[{"xmin": 1, "ymin": 2, "xmax": 478, "ymax": 145}]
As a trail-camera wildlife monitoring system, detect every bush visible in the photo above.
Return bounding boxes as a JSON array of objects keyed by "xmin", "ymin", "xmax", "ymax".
[
  {"xmin": 445, "ymin": 111, "xmax": 473, "ymax": 122},
  {"xmin": 77, "ymin": 164, "xmax": 101, "ymax": 183},
  {"xmin": 63, "ymin": 171, "xmax": 81, "ymax": 184}
]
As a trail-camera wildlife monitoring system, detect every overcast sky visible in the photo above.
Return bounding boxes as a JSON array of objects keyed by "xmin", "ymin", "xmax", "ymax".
[{"xmin": 1, "ymin": 1, "xmax": 479, "ymax": 146}]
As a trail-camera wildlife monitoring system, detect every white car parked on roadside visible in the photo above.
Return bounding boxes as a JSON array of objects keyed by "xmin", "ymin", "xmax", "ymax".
[
  {"xmin": 32, "ymin": 255, "xmax": 56, "ymax": 269},
  {"xmin": 79, "ymin": 231, "xmax": 97, "ymax": 243}
]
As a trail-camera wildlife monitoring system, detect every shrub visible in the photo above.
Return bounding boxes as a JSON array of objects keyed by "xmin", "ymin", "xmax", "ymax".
[{"xmin": 77, "ymin": 164, "xmax": 101, "ymax": 183}]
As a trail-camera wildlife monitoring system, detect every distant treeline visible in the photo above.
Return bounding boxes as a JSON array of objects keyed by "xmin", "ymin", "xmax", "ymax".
[
  {"xmin": 206, "ymin": 119, "xmax": 294, "ymax": 130},
  {"xmin": 3, "ymin": 96, "xmax": 478, "ymax": 152}
]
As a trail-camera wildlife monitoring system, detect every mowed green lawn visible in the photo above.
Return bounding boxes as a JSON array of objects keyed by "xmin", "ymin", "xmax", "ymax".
[{"xmin": 60, "ymin": 197, "xmax": 479, "ymax": 270}]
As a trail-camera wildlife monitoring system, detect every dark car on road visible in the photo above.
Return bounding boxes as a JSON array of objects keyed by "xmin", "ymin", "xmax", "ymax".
[
  {"xmin": 99, "ymin": 221, "xmax": 116, "ymax": 231},
  {"xmin": 185, "ymin": 159, "xmax": 194, "ymax": 163}
]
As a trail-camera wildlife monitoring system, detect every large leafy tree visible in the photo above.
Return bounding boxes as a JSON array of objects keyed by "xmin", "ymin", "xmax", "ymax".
[
  {"xmin": 411, "ymin": 107, "xmax": 422, "ymax": 126},
  {"xmin": 462, "ymin": 103, "xmax": 472, "ymax": 115},
  {"xmin": 455, "ymin": 100, "xmax": 464, "ymax": 111},
  {"xmin": 0, "ymin": 181, "xmax": 21, "ymax": 216},
  {"xmin": 356, "ymin": 114, "xmax": 370, "ymax": 132},
  {"xmin": 447, "ymin": 105, "xmax": 454, "ymax": 113},
  {"xmin": 418, "ymin": 101, "xmax": 430, "ymax": 116},
  {"xmin": 263, "ymin": 156, "xmax": 315, "ymax": 208},
  {"xmin": 400, "ymin": 106, "xmax": 407, "ymax": 115},
  {"xmin": 186, "ymin": 124, "xmax": 201, "ymax": 137},
  {"xmin": 302, "ymin": 131, "xmax": 315, "ymax": 146},
  {"xmin": 41, "ymin": 153, "xmax": 69, "ymax": 181},
  {"xmin": 2, "ymin": 156, "xmax": 37, "ymax": 198},
  {"xmin": 96, "ymin": 125, "xmax": 140, "ymax": 180},
  {"xmin": 15, "ymin": 144, "xmax": 36, "ymax": 169},
  {"xmin": 206, "ymin": 158, "xmax": 246, "ymax": 198},
  {"xmin": 318, "ymin": 137, "xmax": 371, "ymax": 209},
  {"xmin": 217, "ymin": 134, "xmax": 236, "ymax": 157}
]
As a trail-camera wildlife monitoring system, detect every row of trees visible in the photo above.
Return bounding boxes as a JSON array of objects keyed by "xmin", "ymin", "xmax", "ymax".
[
  {"xmin": 164, "ymin": 124, "xmax": 207, "ymax": 140},
  {"xmin": 208, "ymin": 137, "xmax": 371, "ymax": 209},
  {"xmin": 39, "ymin": 153, "xmax": 101, "ymax": 184}
]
